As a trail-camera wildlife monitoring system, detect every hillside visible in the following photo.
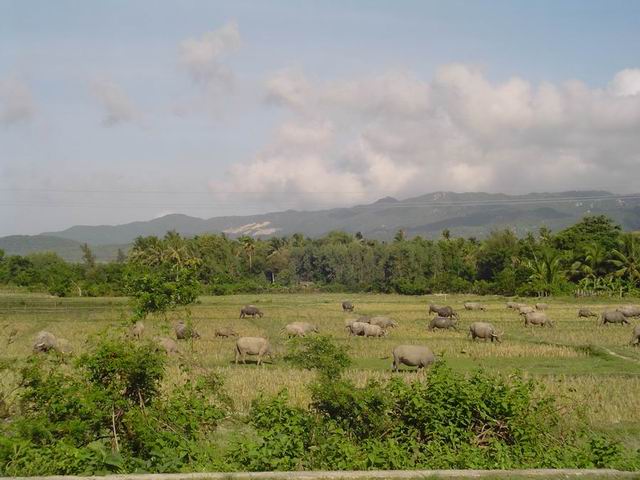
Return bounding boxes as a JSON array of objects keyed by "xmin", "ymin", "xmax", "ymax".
[
  {"xmin": 0, "ymin": 235, "xmax": 128, "ymax": 263},
  {"xmin": 4, "ymin": 191, "xmax": 640, "ymax": 259}
]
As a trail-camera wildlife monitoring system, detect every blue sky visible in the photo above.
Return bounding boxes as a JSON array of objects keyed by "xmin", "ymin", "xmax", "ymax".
[{"xmin": 2, "ymin": 0, "xmax": 640, "ymax": 235}]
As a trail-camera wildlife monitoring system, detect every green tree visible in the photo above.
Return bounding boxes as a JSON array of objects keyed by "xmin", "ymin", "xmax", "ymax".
[{"xmin": 609, "ymin": 233, "xmax": 640, "ymax": 287}]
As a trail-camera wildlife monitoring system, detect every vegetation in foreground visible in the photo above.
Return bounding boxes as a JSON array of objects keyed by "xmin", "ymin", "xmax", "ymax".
[{"xmin": 1, "ymin": 333, "xmax": 639, "ymax": 476}]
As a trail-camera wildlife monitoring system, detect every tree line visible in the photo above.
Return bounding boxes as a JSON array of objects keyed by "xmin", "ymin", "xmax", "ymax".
[{"xmin": 1, "ymin": 215, "xmax": 639, "ymax": 299}]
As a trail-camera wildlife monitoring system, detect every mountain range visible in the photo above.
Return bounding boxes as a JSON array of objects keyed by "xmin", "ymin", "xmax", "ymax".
[{"xmin": 2, "ymin": 190, "xmax": 640, "ymax": 262}]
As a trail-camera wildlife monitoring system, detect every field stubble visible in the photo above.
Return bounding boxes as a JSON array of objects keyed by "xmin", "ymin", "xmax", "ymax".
[{"xmin": 1, "ymin": 292, "xmax": 640, "ymax": 441}]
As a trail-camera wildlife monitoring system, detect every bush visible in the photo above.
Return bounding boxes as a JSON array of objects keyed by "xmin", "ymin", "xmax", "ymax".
[
  {"xmin": 285, "ymin": 335, "xmax": 351, "ymax": 378},
  {"xmin": 228, "ymin": 362, "xmax": 639, "ymax": 471},
  {"xmin": 0, "ymin": 338, "xmax": 228, "ymax": 476}
]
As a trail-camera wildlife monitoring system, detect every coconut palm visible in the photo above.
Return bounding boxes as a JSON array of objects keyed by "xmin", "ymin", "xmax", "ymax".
[{"xmin": 610, "ymin": 233, "xmax": 640, "ymax": 287}]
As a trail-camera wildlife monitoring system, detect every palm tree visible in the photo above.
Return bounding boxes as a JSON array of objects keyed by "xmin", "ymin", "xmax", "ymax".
[
  {"xmin": 571, "ymin": 242, "xmax": 609, "ymax": 280},
  {"xmin": 240, "ymin": 236, "xmax": 256, "ymax": 271},
  {"xmin": 527, "ymin": 248, "xmax": 566, "ymax": 295},
  {"xmin": 610, "ymin": 233, "xmax": 640, "ymax": 287}
]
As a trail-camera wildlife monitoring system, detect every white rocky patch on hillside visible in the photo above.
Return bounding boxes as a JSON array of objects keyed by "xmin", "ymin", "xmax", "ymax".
[{"xmin": 223, "ymin": 221, "xmax": 280, "ymax": 237}]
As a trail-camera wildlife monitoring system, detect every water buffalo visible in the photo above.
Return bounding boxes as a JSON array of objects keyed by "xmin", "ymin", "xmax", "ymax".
[
  {"xmin": 630, "ymin": 325, "xmax": 640, "ymax": 346},
  {"xmin": 601, "ymin": 310, "xmax": 630, "ymax": 326},
  {"xmin": 428, "ymin": 304, "xmax": 458, "ymax": 319},
  {"xmin": 428, "ymin": 316, "xmax": 458, "ymax": 331},
  {"xmin": 342, "ymin": 301, "xmax": 354, "ymax": 312},
  {"xmin": 235, "ymin": 337, "xmax": 273, "ymax": 365},
  {"xmin": 469, "ymin": 322, "xmax": 501, "ymax": 342},
  {"xmin": 535, "ymin": 303, "xmax": 549, "ymax": 311},
  {"xmin": 33, "ymin": 331, "xmax": 58, "ymax": 353},
  {"xmin": 521, "ymin": 311, "xmax": 554, "ymax": 327},
  {"xmin": 156, "ymin": 337, "xmax": 179, "ymax": 354},
  {"xmin": 346, "ymin": 321, "xmax": 368, "ymax": 336},
  {"xmin": 518, "ymin": 306, "xmax": 535, "ymax": 315},
  {"xmin": 368, "ymin": 316, "xmax": 398, "ymax": 329},
  {"xmin": 283, "ymin": 322, "xmax": 318, "ymax": 337},
  {"xmin": 215, "ymin": 327, "xmax": 238, "ymax": 338},
  {"xmin": 617, "ymin": 305, "xmax": 640, "ymax": 318},
  {"xmin": 175, "ymin": 320, "xmax": 200, "ymax": 340},
  {"xmin": 240, "ymin": 305, "xmax": 264, "ymax": 318},
  {"xmin": 129, "ymin": 321, "xmax": 145, "ymax": 340},
  {"xmin": 392, "ymin": 345, "xmax": 435, "ymax": 371},
  {"xmin": 362, "ymin": 323, "xmax": 387, "ymax": 337},
  {"xmin": 578, "ymin": 308, "xmax": 598, "ymax": 318},
  {"xmin": 507, "ymin": 301, "xmax": 527, "ymax": 310},
  {"xmin": 464, "ymin": 302, "xmax": 486, "ymax": 311}
]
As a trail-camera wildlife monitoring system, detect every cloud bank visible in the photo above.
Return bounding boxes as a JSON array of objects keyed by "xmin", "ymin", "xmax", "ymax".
[
  {"xmin": 219, "ymin": 65, "xmax": 640, "ymax": 208},
  {"xmin": 90, "ymin": 78, "xmax": 139, "ymax": 126},
  {"xmin": 0, "ymin": 76, "xmax": 35, "ymax": 126},
  {"xmin": 179, "ymin": 21, "xmax": 240, "ymax": 90}
]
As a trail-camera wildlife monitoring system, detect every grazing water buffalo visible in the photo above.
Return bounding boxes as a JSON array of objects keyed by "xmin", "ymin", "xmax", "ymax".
[
  {"xmin": 156, "ymin": 337, "xmax": 179, "ymax": 354},
  {"xmin": 215, "ymin": 327, "xmax": 238, "ymax": 338},
  {"xmin": 283, "ymin": 322, "xmax": 318, "ymax": 337},
  {"xmin": 507, "ymin": 301, "xmax": 527, "ymax": 310},
  {"xmin": 346, "ymin": 321, "xmax": 369, "ymax": 336},
  {"xmin": 392, "ymin": 345, "xmax": 435, "ymax": 371},
  {"xmin": 469, "ymin": 322, "xmax": 501, "ymax": 342},
  {"xmin": 428, "ymin": 316, "xmax": 458, "ymax": 331},
  {"xmin": 521, "ymin": 311, "xmax": 554, "ymax": 327},
  {"xmin": 631, "ymin": 325, "xmax": 640, "ymax": 346},
  {"xmin": 617, "ymin": 305, "xmax": 640, "ymax": 318},
  {"xmin": 33, "ymin": 331, "xmax": 58, "ymax": 353},
  {"xmin": 342, "ymin": 301, "xmax": 354, "ymax": 312},
  {"xmin": 428, "ymin": 304, "xmax": 458, "ymax": 319},
  {"xmin": 240, "ymin": 305, "xmax": 264, "ymax": 318},
  {"xmin": 175, "ymin": 321, "xmax": 200, "ymax": 340},
  {"xmin": 368, "ymin": 316, "xmax": 398, "ymax": 329},
  {"xmin": 235, "ymin": 337, "xmax": 272, "ymax": 365},
  {"xmin": 362, "ymin": 323, "xmax": 387, "ymax": 337},
  {"xmin": 601, "ymin": 310, "xmax": 630, "ymax": 326},
  {"xmin": 535, "ymin": 303, "xmax": 549, "ymax": 311},
  {"xmin": 129, "ymin": 321, "xmax": 145, "ymax": 340},
  {"xmin": 518, "ymin": 306, "xmax": 535, "ymax": 315},
  {"xmin": 464, "ymin": 302, "xmax": 486, "ymax": 311},
  {"xmin": 578, "ymin": 308, "xmax": 598, "ymax": 318}
]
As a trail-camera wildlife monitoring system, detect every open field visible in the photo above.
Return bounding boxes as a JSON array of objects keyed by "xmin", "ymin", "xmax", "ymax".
[{"xmin": 2, "ymin": 292, "xmax": 640, "ymax": 448}]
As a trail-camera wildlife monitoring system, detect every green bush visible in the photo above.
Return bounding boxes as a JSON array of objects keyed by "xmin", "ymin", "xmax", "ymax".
[
  {"xmin": 0, "ymin": 338, "xmax": 228, "ymax": 476},
  {"xmin": 228, "ymin": 363, "xmax": 640, "ymax": 471},
  {"xmin": 285, "ymin": 335, "xmax": 351, "ymax": 378}
]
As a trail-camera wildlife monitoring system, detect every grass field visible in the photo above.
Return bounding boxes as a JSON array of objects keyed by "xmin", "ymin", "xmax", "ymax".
[{"xmin": 2, "ymin": 291, "xmax": 640, "ymax": 449}]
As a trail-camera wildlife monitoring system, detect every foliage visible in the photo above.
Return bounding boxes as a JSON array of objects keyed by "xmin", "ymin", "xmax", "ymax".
[
  {"xmin": 285, "ymin": 335, "xmax": 351, "ymax": 378},
  {"xmin": 0, "ymin": 338, "xmax": 228, "ymax": 476},
  {"xmin": 2, "ymin": 215, "xmax": 640, "ymax": 297},
  {"xmin": 228, "ymin": 362, "xmax": 640, "ymax": 471}
]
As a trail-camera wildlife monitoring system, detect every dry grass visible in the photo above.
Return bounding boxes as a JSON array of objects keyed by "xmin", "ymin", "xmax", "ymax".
[{"xmin": 1, "ymin": 292, "xmax": 640, "ymax": 427}]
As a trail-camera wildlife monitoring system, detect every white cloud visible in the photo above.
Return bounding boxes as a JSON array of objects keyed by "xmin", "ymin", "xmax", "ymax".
[
  {"xmin": 0, "ymin": 76, "xmax": 35, "ymax": 126},
  {"xmin": 90, "ymin": 78, "xmax": 138, "ymax": 126},
  {"xmin": 218, "ymin": 64, "xmax": 640, "ymax": 208},
  {"xmin": 609, "ymin": 69, "xmax": 640, "ymax": 96},
  {"xmin": 179, "ymin": 21, "xmax": 240, "ymax": 89}
]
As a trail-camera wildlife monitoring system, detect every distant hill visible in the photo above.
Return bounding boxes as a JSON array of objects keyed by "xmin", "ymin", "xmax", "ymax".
[
  {"xmin": 0, "ymin": 235, "xmax": 128, "ymax": 263},
  {"xmin": 3, "ymin": 190, "xmax": 640, "ymax": 260}
]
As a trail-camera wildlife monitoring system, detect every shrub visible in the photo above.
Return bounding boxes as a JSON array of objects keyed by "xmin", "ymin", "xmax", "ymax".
[
  {"xmin": 285, "ymin": 335, "xmax": 351, "ymax": 378},
  {"xmin": 229, "ymin": 362, "xmax": 639, "ymax": 471}
]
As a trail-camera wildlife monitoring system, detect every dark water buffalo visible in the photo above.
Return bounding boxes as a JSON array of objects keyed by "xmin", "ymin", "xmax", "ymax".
[
  {"xmin": 578, "ymin": 308, "xmax": 597, "ymax": 318},
  {"xmin": 428, "ymin": 304, "xmax": 458, "ymax": 319},
  {"xmin": 342, "ymin": 301, "xmax": 354, "ymax": 312},
  {"xmin": 428, "ymin": 316, "xmax": 458, "ymax": 331},
  {"xmin": 240, "ymin": 305, "xmax": 264, "ymax": 318}
]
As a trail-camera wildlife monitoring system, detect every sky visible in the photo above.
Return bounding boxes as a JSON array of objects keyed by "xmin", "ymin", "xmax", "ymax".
[{"xmin": 2, "ymin": 0, "xmax": 640, "ymax": 236}]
